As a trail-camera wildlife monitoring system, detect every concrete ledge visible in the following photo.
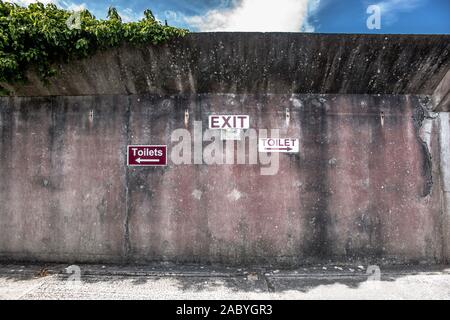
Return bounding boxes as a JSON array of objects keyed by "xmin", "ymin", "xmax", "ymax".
[{"xmin": 2, "ymin": 33, "xmax": 450, "ymax": 96}]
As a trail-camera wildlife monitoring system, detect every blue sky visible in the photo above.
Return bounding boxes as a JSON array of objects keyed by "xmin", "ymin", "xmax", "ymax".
[{"xmin": 8, "ymin": 0, "xmax": 450, "ymax": 33}]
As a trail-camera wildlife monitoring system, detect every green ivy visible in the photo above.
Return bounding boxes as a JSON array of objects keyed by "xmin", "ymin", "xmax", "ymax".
[{"xmin": 0, "ymin": 1, "xmax": 188, "ymax": 94}]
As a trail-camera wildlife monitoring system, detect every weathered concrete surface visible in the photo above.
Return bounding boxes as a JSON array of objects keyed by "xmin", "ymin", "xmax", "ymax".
[
  {"xmin": 1, "ymin": 33, "xmax": 449, "ymax": 96},
  {"xmin": 0, "ymin": 93, "xmax": 445, "ymax": 265},
  {"xmin": 439, "ymin": 113, "xmax": 450, "ymax": 260},
  {"xmin": 0, "ymin": 33, "xmax": 449, "ymax": 266},
  {"xmin": 0, "ymin": 96, "xmax": 128, "ymax": 262},
  {"xmin": 0, "ymin": 263, "xmax": 449, "ymax": 300},
  {"xmin": 433, "ymin": 69, "xmax": 450, "ymax": 111},
  {"xmin": 127, "ymin": 94, "xmax": 443, "ymax": 265}
]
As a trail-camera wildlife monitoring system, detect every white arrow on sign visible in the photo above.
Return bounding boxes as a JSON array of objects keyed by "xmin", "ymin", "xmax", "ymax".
[{"xmin": 136, "ymin": 158, "xmax": 160, "ymax": 164}]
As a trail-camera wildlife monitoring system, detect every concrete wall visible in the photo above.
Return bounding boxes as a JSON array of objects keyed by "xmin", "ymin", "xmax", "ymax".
[
  {"xmin": 0, "ymin": 33, "xmax": 449, "ymax": 266},
  {"xmin": 439, "ymin": 113, "xmax": 450, "ymax": 260},
  {"xmin": 0, "ymin": 93, "xmax": 446, "ymax": 265}
]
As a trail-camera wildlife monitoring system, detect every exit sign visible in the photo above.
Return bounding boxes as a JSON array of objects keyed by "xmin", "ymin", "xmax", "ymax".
[{"xmin": 209, "ymin": 115, "xmax": 250, "ymax": 129}]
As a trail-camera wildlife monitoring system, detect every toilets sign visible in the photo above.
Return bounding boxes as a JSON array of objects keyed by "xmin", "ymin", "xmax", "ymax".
[
  {"xmin": 127, "ymin": 145, "xmax": 167, "ymax": 166},
  {"xmin": 258, "ymin": 138, "xmax": 299, "ymax": 153}
]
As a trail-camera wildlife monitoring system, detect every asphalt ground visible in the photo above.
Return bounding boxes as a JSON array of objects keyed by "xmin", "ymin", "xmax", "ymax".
[{"xmin": 0, "ymin": 263, "xmax": 449, "ymax": 300}]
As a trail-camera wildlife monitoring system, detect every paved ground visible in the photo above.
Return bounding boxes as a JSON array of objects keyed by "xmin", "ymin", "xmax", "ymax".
[{"xmin": 0, "ymin": 263, "xmax": 449, "ymax": 300}]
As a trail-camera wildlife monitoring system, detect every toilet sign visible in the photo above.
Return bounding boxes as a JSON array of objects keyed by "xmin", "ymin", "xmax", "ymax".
[
  {"xmin": 259, "ymin": 138, "xmax": 299, "ymax": 153},
  {"xmin": 127, "ymin": 145, "xmax": 167, "ymax": 166}
]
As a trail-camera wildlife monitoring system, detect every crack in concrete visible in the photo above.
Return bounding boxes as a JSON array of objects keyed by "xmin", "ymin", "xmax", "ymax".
[
  {"xmin": 260, "ymin": 272, "xmax": 275, "ymax": 293},
  {"xmin": 413, "ymin": 98, "xmax": 434, "ymax": 197}
]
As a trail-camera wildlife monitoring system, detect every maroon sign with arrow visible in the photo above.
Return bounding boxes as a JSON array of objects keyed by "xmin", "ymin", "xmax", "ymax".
[
  {"xmin": 259, "ymin": 138, "xmax": 299, "ymax": 153},
  {"xmin": 127, "ymin": 145, "xmax": 167, "ymax": 166}
]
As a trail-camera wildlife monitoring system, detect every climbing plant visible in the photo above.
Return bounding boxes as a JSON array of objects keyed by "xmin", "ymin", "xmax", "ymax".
[{"xmin": 0, "ymin": 1, "xmax": 188, "ymax": 93}]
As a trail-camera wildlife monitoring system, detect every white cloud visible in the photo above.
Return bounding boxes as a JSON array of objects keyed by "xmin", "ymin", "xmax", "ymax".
[
  {"xmin": 185, "ymin": 0, "xmax": 315, "ymax": 32},
  {"xmin": 119, "ymin": 8, "xmax": 143, "ymax": 23},
  {"xmin": 301, "ymin": 0, "xmax": 322, "ymax": 32},
  {"xmin": 376, "ymin": 0, "xmax": 424, "ymax": 12},
  {"xmin": 164, "ymin": 10, "xmax": 180, "ymax": 22},
  {"xmin": 374, "ymin": 0, "xmax": 425, "ymax": 24},
  {"xmin": 64, "ymin": 2, "xmax": 85, "ymax": 12}
]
